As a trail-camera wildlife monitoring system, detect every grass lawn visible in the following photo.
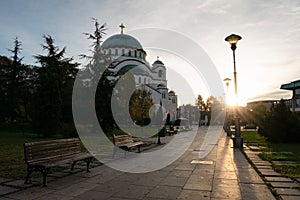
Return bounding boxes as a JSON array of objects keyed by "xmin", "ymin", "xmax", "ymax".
[
  {"xmin": 241, "ymin": 130, "xmax": 300, "ymax": 179},
  {"xmin": 0, "ymin": 124, "xmax": 156, "ymax": 180},
  {"xmin": 240, "ymin": 130, "xmax": 268, "ymax": 147},
  {"xmin": 0, "ymin": 124, "xmax": 64, "ymax": 179}
]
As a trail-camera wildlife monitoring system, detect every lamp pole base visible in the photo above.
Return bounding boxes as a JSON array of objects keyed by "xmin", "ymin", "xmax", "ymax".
[{"xmin": 233, "ymin": 137, "xmax": 243, "ymax": 148}]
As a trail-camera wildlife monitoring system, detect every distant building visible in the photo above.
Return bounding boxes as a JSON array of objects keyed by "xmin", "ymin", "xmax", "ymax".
[
  {"xmin": 178, "ymin": 104, "xmax": 200, "ymax": 125},
  {"xmin": 281, "ymin": 79, "xmax": 300, "ymax": 113},
  {"xmin": 247, "ymin": 100, "xmax": 279, "ymax": 111}
]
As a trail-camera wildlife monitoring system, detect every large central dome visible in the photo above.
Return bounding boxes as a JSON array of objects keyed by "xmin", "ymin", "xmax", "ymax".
[{"xmin": 102, "ymin": 34, "xmax": 143, "ymax": 49}]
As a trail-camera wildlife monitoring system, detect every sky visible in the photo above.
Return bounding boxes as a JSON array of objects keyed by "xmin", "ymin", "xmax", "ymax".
[{"xmin": 1, "ymin": 0, "xmax": 300, "ymax": 106}]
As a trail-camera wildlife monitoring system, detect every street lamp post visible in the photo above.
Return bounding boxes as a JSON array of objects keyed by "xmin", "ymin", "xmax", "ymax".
[
  {"xmin": 223, "ymin": 78, "xmax": 231, "ymax": 136},
  {"xmin": 225, "ymin": 34, "xmax": 243, "ymax": 148}
]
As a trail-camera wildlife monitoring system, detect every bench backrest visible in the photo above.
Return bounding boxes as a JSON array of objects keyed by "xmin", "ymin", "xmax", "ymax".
[
  {"xmin": 113, "ymin": 134, "xmax": 134, "ymax": 146},
  {"xmin": 24, "ymin": 138, "xmax": 81, "ymax": 164}
]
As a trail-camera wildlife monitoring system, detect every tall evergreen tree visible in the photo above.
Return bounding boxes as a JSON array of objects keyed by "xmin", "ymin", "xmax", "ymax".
[
  {"xmin": 80, "ymin": 18, "xmax": 116, "ymax": 132},
  {"xmin": 32, "ymin": 35, "xmax": 78, "ymax": 137},
  {"xmin": 0, "ymin": 37, "xmax": 31, "ymax": 122}
]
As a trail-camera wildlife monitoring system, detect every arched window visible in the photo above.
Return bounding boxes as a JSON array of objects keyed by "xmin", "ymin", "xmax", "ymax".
[
  {"xmin": 158, "ymin": 70, "xmax": 163, "ymax": 78},
  {"xmin": 135, "ymin": 50, "xmax": 137, "ymax": 58},
  {"xmin": 122, "ymin": 49, "xmax": 125, "ymax": 55},
  {"xmin": 128, "ymin": 50, "xmax": 131, "ymax": 57},
  {"xmin": 138, "ymin": 77, "xmax": 141, "ymax": 83},
  {"xmin": 108, "ymin": 49, "xmax": 111, "ymax": 55},
  {"xmin": 144, "ymin": 77, "xmax": 146, "ymax": 84},
  {"xmin": 115, "ymin": 49, "xmax": 118, "ymax": 56}
]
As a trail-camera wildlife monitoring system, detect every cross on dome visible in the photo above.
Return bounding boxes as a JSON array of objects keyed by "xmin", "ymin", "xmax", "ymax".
[{"xmin": 119, "ymin": 23, "xmax": 125, "ymax": 34}]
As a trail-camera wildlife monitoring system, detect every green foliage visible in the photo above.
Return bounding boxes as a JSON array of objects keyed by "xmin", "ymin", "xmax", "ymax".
[
  {"xmin": 259, "ymin": 152, "xmax": 297, "ymax": 161},
  {"xmin": 0, "ymin": 38, "xmax": 33, "ymax": 123},
  {"xmin": 273, "ymin": 165, "xmax": 300, "ymax": 178},
  {"xmin": 32, "ymin": 35, "xmax": 78, "ymax": 137},
  {"xmin": 259, "ymin": 99, "xmax": 300, "ymax": 143},
  {"xmin": 129, "ymin": 89, "xmax": 153, "ymax": 125}
]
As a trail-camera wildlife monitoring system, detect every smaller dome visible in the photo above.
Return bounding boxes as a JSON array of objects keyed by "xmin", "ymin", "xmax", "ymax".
[
  {"xmin": 157, "ymin": 83, "xmax": 166, "ymax": 88},
  {"xmin": 169, "ymin": 90, "xmax": 175, "ymax": 95},
  {"xmin": 153, "ymin": 59, "xmax": 164, "ymax": 65}
]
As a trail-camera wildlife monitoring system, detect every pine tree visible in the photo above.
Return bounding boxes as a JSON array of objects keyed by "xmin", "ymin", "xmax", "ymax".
[{"xmin": 33, "ymin": 35, "xmax": 78, "ymax": 137}]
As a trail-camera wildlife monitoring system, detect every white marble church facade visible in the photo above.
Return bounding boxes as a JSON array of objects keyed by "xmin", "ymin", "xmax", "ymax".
[{"xmin": 101, "ymin": 24, "xmax": 178, "ymax": 121}]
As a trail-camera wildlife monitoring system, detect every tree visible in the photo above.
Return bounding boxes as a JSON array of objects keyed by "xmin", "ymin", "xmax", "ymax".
[
  {"xmin": 79, "ymin": 18, "xmax": 116, "ymax": 132},
  {"xmin": 196, "ymin": 95, "xmax": 206, "ymax": 111},
  {"xmin": 129, "ymin": 89, "xmax": 153, "ymax": 125},
  {"xmin": 0, "ymin": 37, "xmax": 32, "ymax": 123},
  {"xmin": 32, "ymin": 35, "xmax": 78, "ymax": 137},
  {"xmin": 259, "ymin": 99, "xmax": 300, "ymax": 142}
]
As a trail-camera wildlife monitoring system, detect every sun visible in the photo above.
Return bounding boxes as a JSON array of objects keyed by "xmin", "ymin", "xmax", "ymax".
[{"xmin": 226, "ymin": 94, "xmax": 247, "ymax": 107}]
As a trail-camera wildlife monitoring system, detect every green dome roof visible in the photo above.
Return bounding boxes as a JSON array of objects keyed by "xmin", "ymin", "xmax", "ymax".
[{"xmin": 102, "ymin": 34, "xmax": 143, "ymax": 49}]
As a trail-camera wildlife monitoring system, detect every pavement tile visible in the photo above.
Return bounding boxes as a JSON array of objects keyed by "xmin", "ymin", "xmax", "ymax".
[
  {"xmin": 184, "ymin": 175, "xmax": 213, "ymax": 191},
  {"xmin": 281, "ymin": 195, "xmax": 300, "ymax": 200},
  {"xmin": 256, "ymin": 165, "xmax": 273, "ymax": 170},
  {"xmin": 213, "ymin": 178, "xmax": 239, "ymax": 187},
  {"xmin": 168, "ymin": 169, "xmax": 192, "ymax": 177},
  {"xmin": 265, "ymin": 176, "xmax": 294, "ymax": 182},
  {"xmin": 0, "ymin": 178, "xmax": 13, "ymax": 184},
  {"xmin": 214, "ymin": 171, "xmax": 237, "ymax": 179},
  {"xmin": 146, "ymin": 185, "xmax": 181, "ymax": 199},
  {"xmin": 193, "ymin": 168, "xmax": 215, "ymax": 175},
  {"xmin": 174, "ymin": 163, "xmax": 196, "ymax": 171},
  {"xmin": 270, "ymin": 181, "xmax": 299, "ymax": 188},
  {"xmin": 48, "ymin": 171, "xmax": 71, "ymax": 178},
  {"xmin": 160, "ymin": 176, "xmax": 188, "ymax": 187},
  {"xmin": 237, "ymin": 172, "xmax": 264, "ymax": 184},
  {"xmin": 241, "ymin": 191, "xmax": 276, "ymax": 200},
  {"xmin": 252, "ymin": 161, "xmax": 272, "ymax": 166},
  {"xmin": 73, "ymin": 190, "xmax": 112, "ymax": 200},
  {"xmin": 112, "ymin": 184, "xmax": 153, "ymax": 199},
  {"xmin": 211, "ymin": 185, "xmax": 241, "ymax": 199},
  {"xmin": 35, "ymin": 193, "xmax": 74, "ymax": 200},
  {"xmin": 53, "ymin": 181, "xmax": 98, "ymax": 197},
  {"xmin": 239, "ymin": 183, "xmax": 270, "ymax": 194},
  {"xmin": 276, "ymin": 188, "xmax": 300, "ymax": 196},
  {"xmin": 0, "ymin": 185, "xmax": 20, "ymax": 196},
  {"xmin": 177, "ymin": 189, "xmax": 210, "ymax": 200},
  {"xmin": 3, "ymin": 179, "xmax": 32, "ymax": 189},
  {"xmin": 258, "ymin": 169, "xmax": 281, "ymax": 176},
  {"xmin": 6, "ymin": 187, "xmax": 55, "ymax": 200}
]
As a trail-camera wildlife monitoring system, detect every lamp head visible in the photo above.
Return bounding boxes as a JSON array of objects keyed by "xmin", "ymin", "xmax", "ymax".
[
  {"xmin": 225, "ymin": 34, "xmax": 242, "ymax": 51},
  {"xmin": 223, "ymin": 78, "xmax": 231, "ymax": 86}
]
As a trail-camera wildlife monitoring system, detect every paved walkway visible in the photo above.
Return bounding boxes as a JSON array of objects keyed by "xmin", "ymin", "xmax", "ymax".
[{"xmin": 0, "ymin": 127, "xmax": 277, "ymax": 199}]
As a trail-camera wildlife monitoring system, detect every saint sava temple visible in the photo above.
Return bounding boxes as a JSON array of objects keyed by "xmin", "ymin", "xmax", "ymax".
[{"xmin": 98, "ymin": 24, "xmax": 179, "ymax": 121}]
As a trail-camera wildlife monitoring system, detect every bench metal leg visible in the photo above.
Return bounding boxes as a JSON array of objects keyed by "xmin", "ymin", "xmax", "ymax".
[
  {"xmin": 85, "ymin": 158, "xmax": 93, "ymax": 172},
  {"xmin": 71, "ymin": 161, "xmax": 77, "ymax": 171},
  {"xmin": 42, "ymin": 167, "xmax": 50, "ymax": 187},
  {"xmin": 24, "ymin": 166, "xmax": 34, "ymax": 184},
  {"xmin": 138, "ymin": 145, "xmax": 141, "ymax": 153}
]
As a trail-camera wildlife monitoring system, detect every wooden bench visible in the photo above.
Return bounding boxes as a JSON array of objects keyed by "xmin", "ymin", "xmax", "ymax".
[
  {"xmin": 24, "ymin": 138, "xmax": 94, "ymax": 187},
  {"xmin": 165, "ymin": 125, "xmax": 177, "ymax": 135},
  {"xmin": 113, "ymin": 134, "xmax": 144, "ymax": 156}
]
